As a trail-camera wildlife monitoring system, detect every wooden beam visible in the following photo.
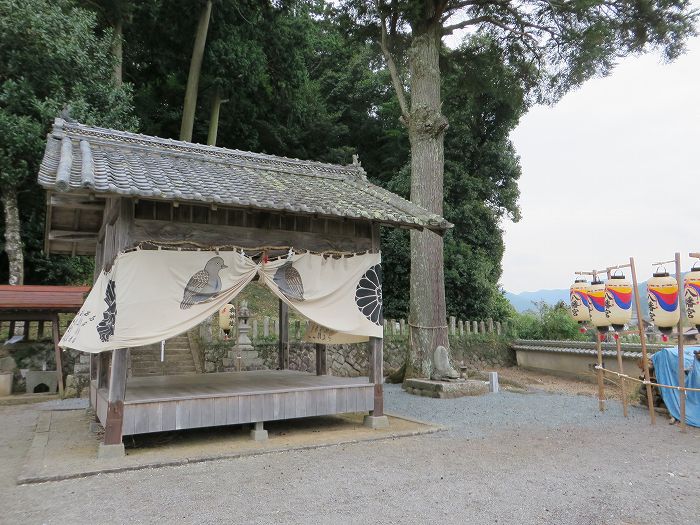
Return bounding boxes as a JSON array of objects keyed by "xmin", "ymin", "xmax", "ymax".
[
  {"xmin": 48, "ymin": 230, "xmax": 99, "ymax": 242},
  {"xmin": 52, "ymin": 314, "xmax": 64, "ymax": 397},
  {"xmin": 50, "ymin": 194, "xmax": 105, "ymax": 211},
  {"xmin": 103, "ymin": 348, "xmax": 128, "ymax": 445},
  {"xmin": 315, "ymin": 344, "xmax": 327, "ymax": 375},
  {"xmin": 368, "ymin": 336, "xmax": 383, "ymax": 417},
  {"xmin": 131, "ymin": 219, "xmax": 373, "ymax": 253},
  {"xmin": 278, "ymin": 300, "xmax": 289, "ymax": 369}
]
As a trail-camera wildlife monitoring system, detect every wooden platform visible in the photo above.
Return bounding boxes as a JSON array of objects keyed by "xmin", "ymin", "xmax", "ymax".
[{"xmin": 92, "ymin": 370, "xmax": 374, "ymax": 436}]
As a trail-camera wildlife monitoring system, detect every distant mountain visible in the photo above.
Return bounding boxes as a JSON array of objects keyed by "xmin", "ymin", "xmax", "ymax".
[{"xmin": 505, "ymin": 289, "xmax": 569, "ymax": 312}]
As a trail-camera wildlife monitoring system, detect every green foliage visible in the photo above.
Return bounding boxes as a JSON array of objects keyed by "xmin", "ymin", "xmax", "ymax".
[
  {"xmin": 509, "ymin": 301, "xmax": 587, "ymax": 341},
  {"xmin": 0, "ymin": 0, "xmax": 136, "ymax": 284}
]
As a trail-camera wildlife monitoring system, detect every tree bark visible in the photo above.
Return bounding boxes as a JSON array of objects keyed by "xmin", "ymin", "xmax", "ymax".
[
  {"xmin": 406, "ymin": 24, "xmax": 449, "ymax": 379},
  {"xmin": 207, "ymin": 86, "xmax": 222, "ymax": 146},
  {"xmin": 2, "ymin": 186, "xmax": 24, "ymax": 286},
  {"xmin": 180, "ymin": 0, "xmax": 213, "ymax": 142},
  {"xmin": 111, "ymin": 17, "xmax": 123, "ymax": 85}
]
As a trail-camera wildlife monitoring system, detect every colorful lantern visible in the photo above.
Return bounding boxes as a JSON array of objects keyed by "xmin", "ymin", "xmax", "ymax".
[
  {"xmin": 605, "ymin": 273, "xmax": 633, "ymax": 331},
  {"xmin": 587, "ymin": 280, "xmax": 609, "ymax": 333},
  {"xmin": 647, "ymin": 270, "xmax": 679, "ymax": 339},
  {"xmin": 218, "ymin": 303, "xmax": 236, "ymax": 338},
  {"xmin": 684, "ymin": 263, "xmax": 700, "ymax": 330},
  {"xmin": 569, "ymin": 278, "xmax": 591, "ymax": 326}
]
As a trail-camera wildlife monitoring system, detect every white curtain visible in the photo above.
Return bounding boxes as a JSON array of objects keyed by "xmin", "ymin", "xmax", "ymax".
[{"xmin": 61, "ymin": 249, "xmax": 382, "ymax": 353}]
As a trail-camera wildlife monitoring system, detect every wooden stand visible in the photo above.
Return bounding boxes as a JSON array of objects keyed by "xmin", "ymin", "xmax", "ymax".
[
  {"xmin": 315, "ymin": 343, "xmax": 327, "ymax": 375},
  {"xmin": 103, "ymin": 348, "xmax": 128, "ymax": 445},
  {"xmin": 614, "ymin": 335, "xmax": 628, "ymax": 417},
  {"xmin": 630, "ymin": 257, "xmax": 656, "ymax": 424},
  {"xmin": 278, "ymin": 300, "xmax": 289, "ymax": 370},
  {"xmin": 595, "ymin": 334, "xmax": 606, "ymax": 411},
  {"xmin": 674, "ymin": 253, "xmax": 686, "ymax": 433}
]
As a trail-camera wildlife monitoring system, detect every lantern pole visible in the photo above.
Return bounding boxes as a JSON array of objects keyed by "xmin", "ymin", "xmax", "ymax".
[
  {"xmin": 606, "ymin": 265, "xmax": 628, "ymax": 417},
  {"xmin": 674, "ymin": 252, "xmax": 687, "ymax": 433},
  {"xmin": 630, "ymin": 257, "xmax": 656, "ymax": 424}
]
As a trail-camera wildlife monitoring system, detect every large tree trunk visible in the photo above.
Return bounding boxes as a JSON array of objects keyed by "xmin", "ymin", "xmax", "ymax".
[
  {"xmin": 207, "ymin": 86, "xmax": 223, "ymax": 146},
  {"xmin": 180, "ymin": 0, "xmax": 213, "ymax": 142},
  {"xmin": 2, "ymin": 186, "xmax": 24, "ymax": 285},
  {"xmin": 405, "ymin": 24, "xmax": 449, "ymax": 379},
  {"xmin": 111, "ymin": 17, "xmax": 123, "ymax": 85}
]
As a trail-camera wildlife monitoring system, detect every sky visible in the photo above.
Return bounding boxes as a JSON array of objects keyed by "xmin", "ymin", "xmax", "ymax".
[{"xmin": 501, "ymin": 27, "xmax": 700, "ymax": 293}]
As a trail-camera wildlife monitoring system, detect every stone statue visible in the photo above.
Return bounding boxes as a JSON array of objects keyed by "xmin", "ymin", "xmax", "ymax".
[{"xmin": 431, "ymin": 345, "xmax": 460, "ymax": 380}]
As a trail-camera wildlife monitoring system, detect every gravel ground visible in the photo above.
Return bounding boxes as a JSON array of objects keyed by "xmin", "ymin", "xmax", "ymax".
[{"xmin": 1, "ymin": 382, "xmax": 698, "ymax": 525}]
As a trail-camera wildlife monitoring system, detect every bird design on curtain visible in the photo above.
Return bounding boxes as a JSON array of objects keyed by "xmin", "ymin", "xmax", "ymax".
[
  {"xmin": 273, "ymin": 260, "xmax": 305, "ymax": 301},
  {"xmin": 180, "ymin": 257, "xmax": 229, "ymax": 309}
]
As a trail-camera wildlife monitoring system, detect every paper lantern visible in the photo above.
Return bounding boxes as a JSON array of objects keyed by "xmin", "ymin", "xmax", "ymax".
[
  {"xmin": 218, "ymin": 303, "xmax": 236, "ymax": 337},
  {"xmin": 605, "ymin": 273, "xmax": 633, "ymax": 331},
  {"xmin": 569, "ymin": 279, "xmax": 591, "ymax": 324},
  {"xmin": 684, "ymin": 265, "xmax": 700, "ymax": 330},
  {"xmin": 647, "ymin": 270, "xmax": 679, "ymax": 338},
  {"xmin": 587, "ymin": 280, "xmax": 609, "ymax": 333}
]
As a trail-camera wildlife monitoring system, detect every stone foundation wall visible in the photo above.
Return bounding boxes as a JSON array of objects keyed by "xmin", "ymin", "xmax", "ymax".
[{"xmin": 199, "ymin": 333, "xmax": 514, "ymax": 378}]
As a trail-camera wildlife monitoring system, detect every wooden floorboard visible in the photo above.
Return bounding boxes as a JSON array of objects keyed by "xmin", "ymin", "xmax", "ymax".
[
  {"xmin": 124, "ymin": 370, "xmax": 370, "ymax": 404},
  {"xmin": 96, "ymin": 370, "xmax": 374, "ymax": 437}
]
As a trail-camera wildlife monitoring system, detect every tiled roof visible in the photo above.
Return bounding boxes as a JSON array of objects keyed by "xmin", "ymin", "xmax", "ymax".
[{"xmin": 38, "ymin": 119, "xmax": 452, "ymax": 232}]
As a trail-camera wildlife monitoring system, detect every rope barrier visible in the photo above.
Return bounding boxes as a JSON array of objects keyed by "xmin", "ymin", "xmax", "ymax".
[
  {"xmin": 126, "ymin": 240, "xmax": 373, "ymax": 258},
  {"xmin": 594, "ymin": 365, "xmax": 700, "ymax": 393}
]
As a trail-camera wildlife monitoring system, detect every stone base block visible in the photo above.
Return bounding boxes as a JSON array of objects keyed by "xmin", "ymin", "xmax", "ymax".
[
  {"xmin": 89, "ymin": 421, "xmax": 102, "ymax": 434},
  {"xmin": 403, "ymin": 378, "xmax": 489, "ymax": 399},
  {"xmin": 250, "ymin": 422, "xmax": 268, "ymax": 441},
  {"xmin": 363, "ymin": 415, "xmax": 389, "ymax": 429},
  {"xmin": 97, "ymin": 443, "xmax": 125, "ymax": 460}
]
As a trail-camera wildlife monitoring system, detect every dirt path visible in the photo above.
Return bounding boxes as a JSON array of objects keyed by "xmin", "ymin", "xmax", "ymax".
[{"xmin": 1, "ymin": 378, "xmax": 698, "ymax": 524}]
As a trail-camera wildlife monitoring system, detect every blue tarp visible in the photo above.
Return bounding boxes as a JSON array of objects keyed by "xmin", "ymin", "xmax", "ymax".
[{"xmin": 651, "ymin": 346, "xmax": 700, "ymax": 428}]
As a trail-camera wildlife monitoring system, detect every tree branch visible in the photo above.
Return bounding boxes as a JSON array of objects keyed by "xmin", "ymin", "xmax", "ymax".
[
  {"xmin": 375, "ymin": 0, "xmax": 410, "ymax": 122},
  {"xmin": 442, "ymin": 15, "xmax": 493, "ymax": 35}
]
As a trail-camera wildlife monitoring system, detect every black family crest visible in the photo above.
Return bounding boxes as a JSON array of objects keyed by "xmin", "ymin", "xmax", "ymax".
[
  {"xmin": 96, "ymin": 280, "xmax": 117, "ymax": 342},
  {"xmin": 355, "ymin": 264, "xmax": 383, "ymax": 325}
]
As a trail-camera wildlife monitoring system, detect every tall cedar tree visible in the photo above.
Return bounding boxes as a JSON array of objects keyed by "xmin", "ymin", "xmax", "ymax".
[{"xmin": 347, "ymin": 0, "xmax": 697, "ymax": 379}]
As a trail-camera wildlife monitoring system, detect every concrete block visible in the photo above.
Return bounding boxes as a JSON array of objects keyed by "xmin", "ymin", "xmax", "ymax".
[
  {"xmin": 250, "ymin": 421, "xmax": 268, "ymax": 441},
  {"xmin": 26, "ymin": 371, "xmax": 58, "ymax": 394},
  {"xmin": 363, "ymin": 415, "xmax": 389, "ymax": 429},
  {"xmin": 97, "ymin": 443, "xmax": 125, "ymax": 460},
  {"xmin": 0, "ymin": 356, "xmax": 17, "ymax": 372},
  {"xmin": 489, "ymin": 372, "xmax": 499, "ymax": 393},
  {"xmin": 0, "ymin": 372, "xmax": 12, "ymax": 396}
]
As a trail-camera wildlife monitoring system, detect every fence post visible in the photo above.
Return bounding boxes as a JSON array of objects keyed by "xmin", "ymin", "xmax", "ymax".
[
  {"xmin": 263, "ymin": 316, "xmax": 270, "ymax": 337},
  {"xmin": 496, "ymin": 321, "xmax": 502, "ymax": 336},
  {"xmin": 458, "ymin": 320, "xmax": 464, "ymax": 336},
  {"xmin": 449, "ymin": 316, "xmax": 456, "ymax": 335},
  {"xmin": 479, "ymin": 321, "xmax": 486, "ymax": 334},
  {"xmin": 488, "ymin": 318, "xmax": 494, "ymax": 333},
  {"xmin": 390, "ymin": 319, "xmax": 396, "ymax": 336},
  {"xmin": 472, "ymin": 321, "xmax": 478, "ymax": 334},
  {"xmin": 399, "ymin": 319, "xmax": 406, "ymax": 336},
  {"xmin": 252, "ymin": 319, "xmax": 258, "ymax": 339}
]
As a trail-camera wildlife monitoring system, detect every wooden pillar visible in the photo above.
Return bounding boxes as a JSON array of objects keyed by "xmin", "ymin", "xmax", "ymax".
[
  {"xmin": 51, "ymin": 314, "xmax": 64, "ymax": 397},
  {"xmin": 315, "ymin": 344, "xmax": 327, "ymax": 375},
  {"xmin": 368, "ymin": 336, "xmax": 384, "ymax": 417},
  {"xmin": 278, "ymin": 299, "xmax": 289, "ymax": 369},
  {"xmin": 23, "ymin": 321, "xmax": 31, "ymax": 340},
  {"xmin": 103, "ymin": 348, "xmax": 128, "ymax": 445},
  {"xmin": 37, "ymin": 320, "xmax": 45, "ymax": 340},
  {"xmin": 8, "ymin": 321, "xmax": 15, "ymax": 338}
]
